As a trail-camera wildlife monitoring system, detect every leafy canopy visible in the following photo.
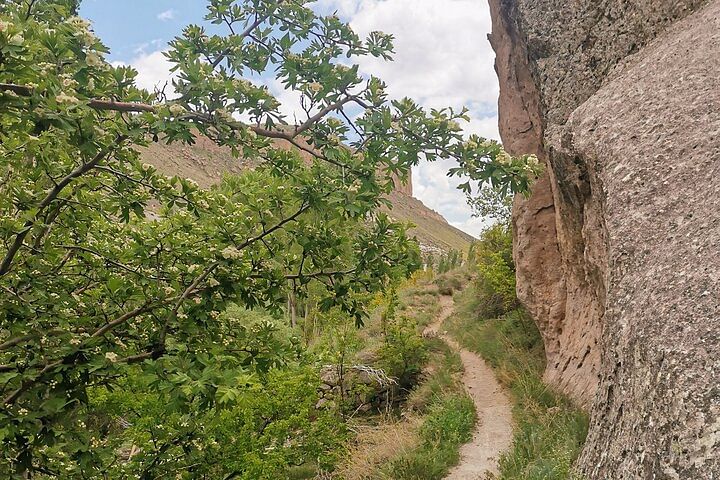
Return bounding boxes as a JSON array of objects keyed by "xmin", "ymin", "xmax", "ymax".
[{"xmin": 0, "ymin": 0, "xmax": 539, "ymax": 476}]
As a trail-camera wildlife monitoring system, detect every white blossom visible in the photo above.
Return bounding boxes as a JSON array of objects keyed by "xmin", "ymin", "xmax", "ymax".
[
  {"xmin": 169, "ymin": 104, "xmax": 185, "ymax": 116},
  {"xmin": 85, "ymin": 52, "xmax": 103, "ymax": 68},
  {"xmin": 56, "ymin": 92, "xmax": 80, "ymax": 104},
  {"xmin": 496, "ymin": 151, "xmax": 512, "ymax": 166},
  {"xmin": 65, "ymin": 16, "xmax": 92, "ymax": 30},
  {"xmin": 221, "ymin": 246, "xmax": 242, "ymax": 260}
]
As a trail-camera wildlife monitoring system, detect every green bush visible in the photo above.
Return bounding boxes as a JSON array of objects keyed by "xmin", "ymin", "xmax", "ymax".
[
  {"xmin": 92, "ymin": 366, "xmax": 347, "ymax": 479},
  {"xmin": 473, "ymin": 223, "xmax": 518, "ymax": 317},
  {"xmin": 378, "ymin": 316, "xmax": 428, "ymax": 388}
]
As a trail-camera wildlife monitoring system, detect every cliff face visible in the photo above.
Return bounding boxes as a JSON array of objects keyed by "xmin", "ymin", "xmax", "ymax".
[{"xmin": 489, "ymin": 0, "xmax": 720, "ymax": 477}]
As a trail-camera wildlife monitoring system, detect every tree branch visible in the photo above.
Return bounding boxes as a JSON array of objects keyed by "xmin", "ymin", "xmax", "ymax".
[
  {"xmin": 292, "ymin": 95, "xmax": 359, "ymax": 137},
  {"xmin": 59, "ymin": 245, "xmax": 165, "ymax": 280},
  {"xmin": 2, "ymin": 83, "xmax": 365, "ymax": 173},
  {"xmin": 0, "ymin": 141, "xmax": 123, "ymax": 276},
  {"xmin": 211, "ymin": 12, "xmax": 273, "ymax": 68}
]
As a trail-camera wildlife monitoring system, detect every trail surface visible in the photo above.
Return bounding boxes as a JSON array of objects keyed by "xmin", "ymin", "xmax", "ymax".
[{"xmin": 424, "ymin": 295, "xmax": 514, "ymax": 479}]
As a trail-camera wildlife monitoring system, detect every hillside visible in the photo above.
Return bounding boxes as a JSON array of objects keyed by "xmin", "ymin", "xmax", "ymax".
[
  {"xmin": 140, "ymin": 139, "xmax": 475, "ymax": 254},
  {"xmin": 382, "ymin": 191, "xmax": 475, "ymax": 254}
]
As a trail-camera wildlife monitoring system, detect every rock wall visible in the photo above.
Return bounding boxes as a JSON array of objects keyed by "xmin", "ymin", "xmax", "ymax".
[
  {"xmin": 489, "ymin": 0, "xmax": 719, "ymax": 477},
  {"xmin": 488, "ymin": 0, "xmax": 604, "ymax": 407},
  {"xmin": 393, "ymin": 169, "xmax": 413, "ymax": 197}
]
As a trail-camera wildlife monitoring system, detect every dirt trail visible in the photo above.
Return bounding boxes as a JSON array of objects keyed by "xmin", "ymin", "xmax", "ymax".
[{"xmin": 424, "ymin": 295, "xmax": 514, "ymax": 479}]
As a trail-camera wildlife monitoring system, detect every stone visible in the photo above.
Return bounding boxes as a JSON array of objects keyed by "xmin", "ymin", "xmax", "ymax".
[
  {"xmin": 319, "ymin": 366, "xmax": 340, "ymax": 387},
  {"xmin": 489, "ymin": 0, "xmax": 720, "ymax": 476}
]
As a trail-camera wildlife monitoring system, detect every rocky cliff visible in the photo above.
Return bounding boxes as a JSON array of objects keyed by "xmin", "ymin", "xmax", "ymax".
[{"xmin": 489, "ymin": 0, "xmax": 719, "ymax": 477}]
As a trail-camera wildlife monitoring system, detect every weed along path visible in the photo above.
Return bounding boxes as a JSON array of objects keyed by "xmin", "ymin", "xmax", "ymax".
[{"xmin": 424, "ymin": 295, "xmax": 514, "ymax": 479}]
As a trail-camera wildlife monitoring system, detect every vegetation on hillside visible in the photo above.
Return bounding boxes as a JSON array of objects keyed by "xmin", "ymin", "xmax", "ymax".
[{"xmin": 445, "ymin": 224, "xmax": 589, "ymax": 480}]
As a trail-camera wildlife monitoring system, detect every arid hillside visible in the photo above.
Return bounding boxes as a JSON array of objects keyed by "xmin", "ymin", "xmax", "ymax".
[{"xmin": 140, "ymin": 139, "xmax": 475, "ymax": 255}]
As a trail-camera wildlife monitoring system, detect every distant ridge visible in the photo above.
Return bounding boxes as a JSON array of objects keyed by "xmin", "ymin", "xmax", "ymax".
[{"xmin": 140, "ymin": 138, "xmax": 475, "ymax": 254}]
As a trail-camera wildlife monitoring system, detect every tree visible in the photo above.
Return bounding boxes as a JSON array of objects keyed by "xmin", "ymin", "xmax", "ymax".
[
  {"xmin": 437, "ymin": 254, "xmax": 446, "ymax": 274},
  {"xmin": 466, "ymin": 184, "xmax": 515, "ymax": 224},
  {"xmin": 0, "ymin": 0, "xmax": 539, "ymax": 476},
  {"xmin": 474, "ymin": 223, "xmax": 518, "ymax": 316},
  {"xmin": 467, "ymin": 241, "xmax": 477, "ymax": 265},
  {"xmin": 425, "ymin": 252, "xmax": 435, "ymax": 272},
  {"xmin": 449, "ymin": 249, "xmax": 460, "ymax": 269}
]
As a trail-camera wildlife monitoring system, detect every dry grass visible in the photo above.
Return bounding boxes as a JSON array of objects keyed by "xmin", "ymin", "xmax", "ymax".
[{"xmin": 330, "ymin": 416, "xmax": 423, "ymax": 480}]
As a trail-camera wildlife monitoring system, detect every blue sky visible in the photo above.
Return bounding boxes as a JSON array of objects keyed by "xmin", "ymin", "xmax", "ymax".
[
  {"xmin": 79, "ymin": 1, "xmax": 212, "ymax": 61},
  {"xmin": 79, "ymin": 0, "xmax": 500, "ymax": 236}
]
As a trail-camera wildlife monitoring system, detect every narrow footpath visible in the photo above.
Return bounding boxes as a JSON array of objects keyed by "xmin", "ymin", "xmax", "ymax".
[{"xmin": 424, "ymin": 295, "xmax": 514, "ymax": 479}]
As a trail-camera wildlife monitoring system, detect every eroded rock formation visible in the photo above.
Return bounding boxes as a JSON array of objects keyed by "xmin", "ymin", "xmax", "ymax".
[{"xmin": 489, "ymin": 0, "xmax": 719, "ymax": 477}]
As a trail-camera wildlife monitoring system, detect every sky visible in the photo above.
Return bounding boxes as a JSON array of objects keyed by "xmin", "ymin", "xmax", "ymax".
[{"xmin": 79, "ymin": 0, "xmax": 500, "ymax": 237}]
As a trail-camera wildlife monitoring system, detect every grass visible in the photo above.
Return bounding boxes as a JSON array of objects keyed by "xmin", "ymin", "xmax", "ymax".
[
  {"xmin": 319, "ymin": 274, "xmax": 477, "ymax": 480},
  {"xmin": 433, "ymin": 271, "xmax": 466, "ymax": 296},
  {"xmin": 405, "ymin": 337, "xmax": 462, "ymax": 413},
  {"xmin": 330, "ymin": 416, "xmax": 423, "ymax": 480},
  {"xmin": 445, "ymin": 286, "xmax": 589, "ymax": 480},
  {"xmin": 335, "ymin": 286, "xmax": 476, "ymax": 480},
  {"xmin": 372, "ymin": 330, "xmax": 476, "ymax": 480},
  {"xmin": 397, "ymin": 280, "xmax": 441, "ymax": 329},
  {"xmin": 380, "ymin": 394, "xmax": 475, "ymax": 480}
]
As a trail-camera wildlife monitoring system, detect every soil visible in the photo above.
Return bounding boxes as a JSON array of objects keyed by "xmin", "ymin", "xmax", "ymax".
[{"xmin": 424, "ymin": 295, "xmax": 514, "ymax": 479}]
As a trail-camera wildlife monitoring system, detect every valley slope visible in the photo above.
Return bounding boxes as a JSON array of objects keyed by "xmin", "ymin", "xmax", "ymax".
[{"xmin": 140, "ymin": 139, "xmax": 475, "ymax": 255}]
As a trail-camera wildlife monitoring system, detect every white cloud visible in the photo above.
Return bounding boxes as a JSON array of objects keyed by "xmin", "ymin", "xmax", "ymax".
[
  {"xmin": 466, "ymin": 115, "xmax": 500, "ymax": 140},
  {"xmin": 267, "ymin": 78, "xmax": 306, "ymax": 124},
  {"xmin": 157, "ymin": 9, "xmax": 176, "ymax": 22},
  {"xmin": 324, "ymin": 0, "xmax": 500, "ymax": 236},
  {"xmin": 343, "ymin": 0, "xmax": 498, "ymax": 112},
  {"xmin": 113, "ymin": 50, "xmax": 177, "ymax": 96},
  {"xmin": 451, "ymin": 216, "xmax": 492, "ymax": 237}
]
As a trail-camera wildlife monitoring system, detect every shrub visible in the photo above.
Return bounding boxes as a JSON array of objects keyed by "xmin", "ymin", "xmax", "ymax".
[
  {"xmin": 378, "ymin": 315, "xmax": 428, "ymax": 388},
  {"xmin": 473, "ymin": 222, "xmax": 518, "ymax": 316},
  {"xmin": 433, "ymin": 272, "xmax": 463, "ymax": 295}
]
